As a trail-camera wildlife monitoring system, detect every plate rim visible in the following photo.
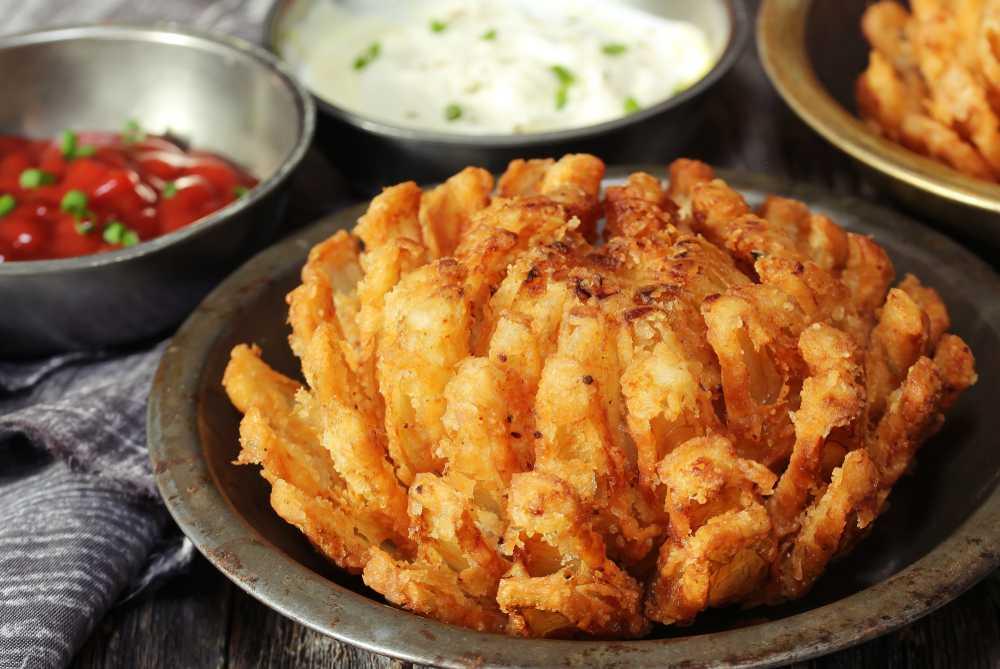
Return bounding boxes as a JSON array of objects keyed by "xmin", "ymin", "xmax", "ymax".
[
  {"xmin": 149, "ymin": 166, "xmax": 1000, "ymax": 669},
  {"xmin": 756, "ymin": 0, "xmax": 1000, "ymax": 216}
]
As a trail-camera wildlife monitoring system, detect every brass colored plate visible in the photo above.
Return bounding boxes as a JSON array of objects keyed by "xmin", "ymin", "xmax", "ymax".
[{"xmin": 758, "ymin": 0, "xmax": 1000, "ymax": 244}]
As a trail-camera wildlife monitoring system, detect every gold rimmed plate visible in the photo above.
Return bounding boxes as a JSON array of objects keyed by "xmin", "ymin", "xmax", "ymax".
[{"xmin": 758, "ymin": 0, "xmax": 1000, "ymax": 247}]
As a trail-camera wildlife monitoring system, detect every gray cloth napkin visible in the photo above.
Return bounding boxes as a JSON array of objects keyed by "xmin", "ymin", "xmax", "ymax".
[
  {"xmin": 0, "ymin": 3, "xmax": 280, "ymax": 667},
  {"xmin": 0, "ymin": 345, "xmax": 194, "ymax": 669}
]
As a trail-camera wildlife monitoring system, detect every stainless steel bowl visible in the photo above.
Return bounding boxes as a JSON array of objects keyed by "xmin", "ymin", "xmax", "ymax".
[
  {"xmin": 150, "ymin": 167, "xmax": 1000, "ymax": 668},
  {"xmin": 264, "ymin": 0, "xmax": 748, "ymax": 193},
  {"xmin": 0, "ymin": 25, "xmax": 315, "ymax": 357},
  {"xmin": 758, "ymin": 0, "xmax": 1000, "ymax": 248}
]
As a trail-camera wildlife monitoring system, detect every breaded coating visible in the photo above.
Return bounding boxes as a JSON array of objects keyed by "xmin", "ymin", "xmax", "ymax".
[
  {"xmin": 498, "ymin": 472, "xmax": 649, "ymax": 638},
  {"xmin": 364, "ymin": 545, "xmax": 508, "ymax": 632},
  {"xmin": 603, "ymin": 172, "xmax": 675, "ymax": 239},
  {"xmin": 858, "ymin": 0, "xmax": 1000, "ymax": 181},
  {"xmin": 864, "ymin": 288, "xmax": 931, "ymax": 426},
  {"xmin": 647, "ymin": 435, "xmax": 777, "ymax": 624},
  {"xmin": 497, "ymin": 158, "xmax": 554, "ymax": 197},
  {"xmin": 932, "ymin": 334, "xmax": 979, "ymax": 409},
  {"xmin": 496, "ymin": 154, "xmax": 604, "ymax": 240},
  {"xmin": 418, "ymin": 167, "xmax": 494, "ymax": 259},
  {"xmin": 898, "ymin": 273, "xmax": 950, "ymax": 347},
  {"xmin": 378, "ymin": 260, "xmax": 470, "ymax": 484},
  {"xmin": 439, "ymin": 357, "xmax": 527, "ymax": 510},
  {"xmin": 223, "ymin": 155, "xmax": 975, "ymax": 638},
  {"xmin": 768, "ymin": 324, "xmax": 865, "ymax": 538},
  {"xmin": 286, "ymin": 230, "xmax": 362, "ymax": 362},
  {"xmin": 223, "ymin": 345, "xmax": 409, "ymax": 571},
  {"xmin": 355, "ymin": 183, "xmax": 428, "ymax": 403},
  {"xmin": 772, "ymin": 449, "xmax": 882, "ymax": 600}
]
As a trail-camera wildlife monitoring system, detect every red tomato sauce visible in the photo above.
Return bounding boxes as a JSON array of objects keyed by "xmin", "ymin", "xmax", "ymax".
[{"xmin": 0, "ymin": 129, "xmax": 258, "ymax": 262}]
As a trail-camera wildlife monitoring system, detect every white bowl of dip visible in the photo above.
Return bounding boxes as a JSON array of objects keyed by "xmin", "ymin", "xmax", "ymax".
[{"xmin": 264, "ymin": 0, "xmax": 748, "ymax": 191}]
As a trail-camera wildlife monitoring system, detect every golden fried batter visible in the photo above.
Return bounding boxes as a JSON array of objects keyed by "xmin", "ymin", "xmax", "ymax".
[
  {"xmin": 223, "ymin": 155, "xmax": 975, "ymax": 637},
  {"xmin": 858, "ymin": 0, "xmax": 1000, "ymax": 181}
]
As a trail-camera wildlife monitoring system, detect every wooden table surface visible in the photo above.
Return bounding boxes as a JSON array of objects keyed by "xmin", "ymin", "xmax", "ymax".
[{"xmin": 7, "ymin": 1, "xmax": 996, "ymax": 667}]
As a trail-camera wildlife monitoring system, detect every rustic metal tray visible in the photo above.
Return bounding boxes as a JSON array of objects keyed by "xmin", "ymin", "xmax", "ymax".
[{"xmin": 149, "ymin": 168, "xmax": 1000, "ymax": 668}]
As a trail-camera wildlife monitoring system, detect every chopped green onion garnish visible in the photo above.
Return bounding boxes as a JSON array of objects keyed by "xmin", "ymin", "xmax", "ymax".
[
  {"xmin": 353, "ymin": 42, "xmax": 381, "ymax": 70},
  {"xmin": 19, "ymin": 169, "xmax": 55, "ymax": 189},
  {"xmin": 555, "ymin": 87, "xmax": 569, "ymax": 110},
  {"xmin": 234, "ymin": 185, "xmax": 249, "ymax": 198},
  {"xmin": 444, "ymin": 104, "xmax": 463, "ymax": 121},
  {"xmin": 76, "ymin": 145, "xmax": 96, "ymax": 157},
  {"xmin": 602, "ymin": 43, "xmax": 627, "ymax": 56},
  {"xmin": 122, "ymin": 230, "xmax": 140, "ymax": 247},
  {"xmin": 624, "ymin": 96, "xmax": 641, "ymax": 114},
  {"xmin": 59, "ymin": 130, "xmax": 78, "ymax": 158},
  {"xmin": 0, "ymin": 194, "xmax": 15, "ymax": 217},
  {"xmin": 430, "ymin": 19, "xmax": 448, "ymax": 33},
  {"xmin": 481, "ymin": 28, "xmax": 497, "ymax": 40},
  {"xmin": 122, "ymin": 119, "xmax": 146, "ymax": 144},
  {"xmin": 103, "ymin": 221, "xmax": 125, "ymax": 244},
  {"xmin": 60, "ymin": 190, "xmax": 88, "ymax": 216},
  {"xmin": 550, "ymin": 65, "xmax": 575, "ymax": 111},
  {"xmin": 74, "ymin": 220, "xmax": 94, "ymax": 235},
  {"xmin": 550, "ymin": 65, "xmax": 576, "ymax": 86},
  {"xmin": 162, "ymin": 181, "xmax": 177, "ymax": 198}
]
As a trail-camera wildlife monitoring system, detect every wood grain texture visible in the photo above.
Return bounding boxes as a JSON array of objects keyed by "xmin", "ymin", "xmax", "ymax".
[
  {"xmin": 7, "ymin": 0, "xmax": 989, "ymax": 666},
  {"xmin": 73, "ymin": 558, "xmax": 231, "ymax": 669}
]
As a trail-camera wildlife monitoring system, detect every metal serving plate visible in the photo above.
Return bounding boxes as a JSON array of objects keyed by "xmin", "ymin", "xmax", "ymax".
[
  {"xmin": 758, "ymin": 0, "xmax": 1000, "ymax": 248},
  {"xmin": 149, "ymin": 168, "xmax": 1000, "ymax": 668},
  {"xmin": 0, "ymin": 25, "xmax": 315, "ymax": 356}
]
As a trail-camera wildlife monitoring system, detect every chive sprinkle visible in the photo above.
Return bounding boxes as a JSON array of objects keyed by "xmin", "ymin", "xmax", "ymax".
[
  {"xmin": 555, "ymin": 86, "xmax": 569, "ymax": 110},
  {"xmin": 481, "ymin": 28, "xmax": 497, "ymax": 40},
  {"xmin": 60, "ymin": 190, "xmax": 88, "ymax": 216},
  {"xmin": 59, "ymin": 130, "xmax": 78, "ymax": 158},
  {"xmin": 551, "ymin": 65, "xmax": 575, "ymax": 110},
  {"xmin": 76, "ymin": 145, "xmax": 96, "ymax": 157},
  {"xmin": 122, "ymin": 119, "xmax": 146, "ymax": 144},
  {"xmin": 162, "ymin": 181, "xmax": 178, "ymax": 199},
  {"xmin": 602, "ymin": 43, "xmax": 627, "ymax": 55},
  {"xmin": 353, "ymin": 42, "xmax": 381, "ymax": 70},
  {"xmin": 550, "ymin": 65, "xmax": 575, "ymax": 86},
  {"xmin": 122, "ymin": 229, "xmax": 140, "ymax": 247},
  {"xmin": 444, "ymin": 103, "xmax": 463, "ymax": 121},
  {"xmin": 0, "ymin": 194, "xmax": 15, "ymax": 217},
  {"xmin": 19, "ymin": 169, "xmax": 55, "ymax": 189},
  {"xmin": 103, "ymin": 221, "xmax": 126, "ymax": 244},
  {"xmin": 234, "ymin": 185, "xmax": 249, "ymax": 198},
  {"xmin": 74, "ymin": 220, "xmax": 94, "ymax": 235},
  {"xmin": 430, "ymin": 19, "xmax": 448, "ymax": 33},
  {"xmin": 624, "ymin": 96, "xmax": 641, "ymax": 114}
]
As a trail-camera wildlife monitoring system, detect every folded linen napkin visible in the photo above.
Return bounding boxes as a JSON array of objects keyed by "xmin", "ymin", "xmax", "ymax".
[
  {"xmin": 0, "ymin": 3, "xmax": 355, "ymax": 667},
  {"xmin": 0, "ymin": 345, "xmax": 193, "ymax": 669}
]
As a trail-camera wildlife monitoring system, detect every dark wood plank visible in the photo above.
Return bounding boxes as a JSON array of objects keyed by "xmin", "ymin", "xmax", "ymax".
[
  {"xmin": 225, "ymin": 587, "xmax": 414, "ymax": 669},
  {"xmin": 71, "ymin": 556, "xmax": 232, "ymax": 669},
  {"xmin": 72, "ymin": 555, "xmax": 999, "ymax": 669},
  {"xmin": 795, "ymin": 571, "xmax": 1000, "ymax": 669}
]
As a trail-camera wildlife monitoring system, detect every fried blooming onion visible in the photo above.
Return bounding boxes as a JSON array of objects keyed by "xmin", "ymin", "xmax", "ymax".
[
  {"xmin": 857, "ymin": 0, "xmax": 1000, "ymax": 181},
  {"xmin": 223, "ymin": 155, "xmax": 976, "ymax": 638}
]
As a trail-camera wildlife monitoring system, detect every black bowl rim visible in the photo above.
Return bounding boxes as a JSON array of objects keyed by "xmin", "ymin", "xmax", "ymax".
[
  {"xmin": 262, "ymin": 0, "xmax": 748, "ymax": 147},
  {"xmin": 0, "ymin": 23, "xmax": 316, "ymax": 276},
  {"xmin": 149, "ymin": 166, "xmax": 1000, "ymax": 669}
]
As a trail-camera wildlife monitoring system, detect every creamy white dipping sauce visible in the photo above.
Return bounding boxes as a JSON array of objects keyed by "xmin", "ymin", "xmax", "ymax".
[{"xmin": 279, "ymin": 0, "xmax": 716, "ymax": 135}]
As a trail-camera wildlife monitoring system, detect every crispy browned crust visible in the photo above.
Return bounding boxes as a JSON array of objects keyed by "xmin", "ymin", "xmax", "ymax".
[
  {"xmin": 857, "ymin": 0, "xmax": 1000, "ymax": 181},
  {"xmin": 222, "ymin": 155, "xmax": 976, "ymax": 637}
]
